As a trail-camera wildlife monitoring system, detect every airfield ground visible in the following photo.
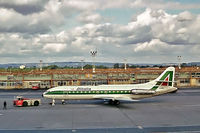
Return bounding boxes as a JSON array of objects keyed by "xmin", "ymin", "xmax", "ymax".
[{"xmin": 0, "ymin": 88, "xmax": 200, "ymax": 133}]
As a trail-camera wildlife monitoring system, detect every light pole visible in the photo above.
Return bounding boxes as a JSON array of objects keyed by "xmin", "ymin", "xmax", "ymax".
[
  {"xmin": 124, "ymin": 59, "xmax": 127, "ymax": 70},
  {"xmin": 81, "ymin": 59, "xmax": 84, "ymax": 71},
  {"xmin": 90, "ymin": 50, "xmax": 97, "ymax": 73},
  {"xmin": 177, "ymin": 56, "xmax": 181, "ymax": 69},
  {"xmin": 39, "ymin": 60, "xmax": 43, "ymax": 71}
]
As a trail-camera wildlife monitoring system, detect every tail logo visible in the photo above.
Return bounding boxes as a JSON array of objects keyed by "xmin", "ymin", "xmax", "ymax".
[
  {"xmin": 151, "ymin": 71, "xmax": 174, "ymax": 90},
  {"xmin": 160, "ymin": 71, "xmax": 173, "ymax": 86},
  {"xmin": 161, "ymin": 75, "xmax": 169, "ymax": 86}
]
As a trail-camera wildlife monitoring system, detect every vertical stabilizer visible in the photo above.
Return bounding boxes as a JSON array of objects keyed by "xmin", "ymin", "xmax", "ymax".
[{"xmin": 151, "ymin": 67, "xmax": 175, "ymax": 90}]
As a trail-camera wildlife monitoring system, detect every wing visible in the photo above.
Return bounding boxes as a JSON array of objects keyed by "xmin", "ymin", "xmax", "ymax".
[{"xmin": 93, "ymin": 95, "xmax": 139, "ymax": 102}]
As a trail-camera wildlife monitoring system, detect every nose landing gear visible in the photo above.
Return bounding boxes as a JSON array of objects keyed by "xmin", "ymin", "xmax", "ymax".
[{"xmin": 51, "ymin": 99, "xmax": 55, "ymax": 106}]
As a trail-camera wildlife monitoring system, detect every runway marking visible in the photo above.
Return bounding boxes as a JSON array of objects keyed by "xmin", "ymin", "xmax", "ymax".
[
  {"xmin": 72, "ymin": 129, "xmax": 76, "ymax": 132},
  {"xmin": 184, "ymin": 104, "xmax": 200, "ymax": 107},
  {"xmin": 0, "ymin": 114, "xmax": 3, "ymax": 116},
  {"xmin": 84, "ymin": 105, "xmax": 98, "ymax": 107},
  {"xmin": 167, "ymin": 131, "xmax": 200, "ymax": 133},
  {"xmin": 137, "ymin": 125, "xmax": 143, "ymax": 129}
]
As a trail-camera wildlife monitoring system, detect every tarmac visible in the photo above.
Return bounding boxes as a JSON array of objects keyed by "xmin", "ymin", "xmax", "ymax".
[{"xmin": 0, "ymin": 88, "xmax": 200, "ymax": 133}]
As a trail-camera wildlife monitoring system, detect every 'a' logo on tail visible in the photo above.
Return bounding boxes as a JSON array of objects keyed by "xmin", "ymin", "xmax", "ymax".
[
  {"xmin": 160, "ymin": 71, "xmax": 173, "ymax": 86},
  {"xmin": 151, "ymin": 70, "xmax": 174, "ymax": 90},
  {"xmin": 161, "ymin": 75, "xmax": 169, "ymax": 86}
]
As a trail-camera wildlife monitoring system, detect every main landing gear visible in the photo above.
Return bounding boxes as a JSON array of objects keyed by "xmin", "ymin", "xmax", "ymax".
[
  {"xmin": 108, "ymin": 100, "xmax": 120, "ymax": 105},
  {"xmin": 61, "ymin": 100, "xmax": 65, "ymax": 105}
]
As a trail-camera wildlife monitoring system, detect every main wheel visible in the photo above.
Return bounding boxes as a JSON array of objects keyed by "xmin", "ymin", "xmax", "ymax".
[
  {"xmin": 108, "ymin": 100, "xmax": 114, "ymax": 105},
  {"xmin": 34, "ymin": 101, "xmax": 39, "ymax": 106},
  {"xmin": 23, "ymin": 101, "xmax": 28, "ymax": 107},
  {"xmin": 108, "ymin": 100, "xmax": 120, "ymax": 105},
  {"xmin": 61, "ymin": 100, "xmax": 65, "ymax": 105},
  {"xmin": 114, "ymin": 100, "xmax": 120, "ymax": 105}
]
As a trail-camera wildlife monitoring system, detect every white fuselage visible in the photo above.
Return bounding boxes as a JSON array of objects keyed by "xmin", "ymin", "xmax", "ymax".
[{"xmin": 43, "ymin": 83, "xmax": 177, "ymax": 100}]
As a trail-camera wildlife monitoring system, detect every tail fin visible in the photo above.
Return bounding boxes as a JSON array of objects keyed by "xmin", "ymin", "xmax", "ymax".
[{"xmin": 151, "ymin": 67, "xmax": 175, "ymax": 90}]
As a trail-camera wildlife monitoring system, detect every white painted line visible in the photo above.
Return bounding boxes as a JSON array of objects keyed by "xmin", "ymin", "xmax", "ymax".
[
  {"xmin": 0, "ymin": 114, "xmax": 3, "ymax": 116},
  {"xmin": 168, "ymin": 131, "xmax": 200, "ymax": 133},
  {"xmin": 72, "ymin": 129, "xmax": 76, "ymax": 132},
  {"xmin": 184, "ymin": 104, "xmax": 200, "ymax": 107},
  {"xmin": 137, "ymin": 125, "xmax": 143, "ymax": 129}
]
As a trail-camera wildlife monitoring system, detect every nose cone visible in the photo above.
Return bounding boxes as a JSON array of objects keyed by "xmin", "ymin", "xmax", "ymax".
[{"xmin": 42, "ymin": 91, "xmax": 47, "ymax": 98}]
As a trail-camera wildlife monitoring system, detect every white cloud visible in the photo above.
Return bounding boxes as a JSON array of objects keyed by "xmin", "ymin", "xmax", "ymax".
[
  {"xmin": 177, "ymin": 11, "xmax": 194, "ymax": 21},
  {"xmin": 0, "ymin": 0, "xmax": 64, "ymax": 34},
  {"xmin": 56, "ymin": 31, "xmax": 69, "ymax": 43},
  {"xmin": 134, "ymin": 39, "xmax": 174, "ymax": 53},
  {"xmin": 0, "ymin": 0, "xmax": 200, "ymax": 63},
  {"xmin": 62, "ymin": 0, "xmax": 97, "ymax": 11},
  {"xmin": 130, "ymin": 0, "xmax": 200, "ymax": 10},
  {"xmin": 77, "ymin": 12, "xmax": 103, "ymax": 24},
  {"xmin": 43, "ymin": 43, "xmax": 66, "ymax": 53}
]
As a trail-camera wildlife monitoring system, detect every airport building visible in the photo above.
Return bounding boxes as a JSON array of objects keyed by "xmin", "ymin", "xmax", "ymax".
[{"xmin": 0, "ymin": 66, "xmax": 200, "ymax": 89}]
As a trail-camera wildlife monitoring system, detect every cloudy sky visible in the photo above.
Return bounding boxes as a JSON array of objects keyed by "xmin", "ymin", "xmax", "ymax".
[{"xmin": 0, "ymin": 0, "xmax": 200, "ymax": 64}]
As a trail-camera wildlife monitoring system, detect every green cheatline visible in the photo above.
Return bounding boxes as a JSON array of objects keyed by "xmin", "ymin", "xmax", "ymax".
[{"xmin": 46, "ymin": 90, "xmax": 132, "ymax": 95}]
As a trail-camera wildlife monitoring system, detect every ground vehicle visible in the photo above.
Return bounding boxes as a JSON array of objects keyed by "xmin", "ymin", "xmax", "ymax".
[
  {"xmin": 31, "ymin": 81, "xmax": 41, "ymax": 90},
  {"xmin": 13, "ymin": 96, "xmax": 41, "ymax": 107},
  {"xmin": 32, "ymin": 85, "xmax": 40, "ymax": 90}
]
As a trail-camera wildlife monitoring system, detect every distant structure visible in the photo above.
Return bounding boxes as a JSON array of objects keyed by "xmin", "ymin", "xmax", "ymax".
[
  {"xmin": 177, "ymin": 56, "xmax": 182, "ymax": 69},
  {"xmin": 19, "ymin": 65, "xmax": 26, "ymax": 69},
  {"xmin": 90, "ymin": 50, "xmax": 97, "ymax": 73},
  {"xmin": 1, "ymin": 66, "xmax": 200, "ymax": 89}
]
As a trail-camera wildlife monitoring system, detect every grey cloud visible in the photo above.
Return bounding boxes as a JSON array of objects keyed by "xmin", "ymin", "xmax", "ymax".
[
  {"xmin": 0, "ymin": 4, "xmax": 44, "ymax": 15},
  {"xmin": 0, "ymin": 23, "xmax": 50, "ymax": 34},
  {"xmin": 0, "ymin": 0, "xmax": 48, "ymax": 15},
  {"xmin": 122, "ymin": 26, "xmax": 153, "ymax": 45},
  {"xmin": 95, "ymin": 23, "xmax": 115, "ymax": 37}
]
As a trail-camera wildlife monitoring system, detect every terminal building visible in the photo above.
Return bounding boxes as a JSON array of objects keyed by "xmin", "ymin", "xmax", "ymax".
[{"xmin": 0, "ymin": 66, "xmax": 200, "ymax": 89}]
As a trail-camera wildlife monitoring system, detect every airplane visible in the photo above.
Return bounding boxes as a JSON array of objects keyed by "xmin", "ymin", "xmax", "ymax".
[{"xmin": 42, "ymin": 67, "xmax": 177, "ymax": 105}]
